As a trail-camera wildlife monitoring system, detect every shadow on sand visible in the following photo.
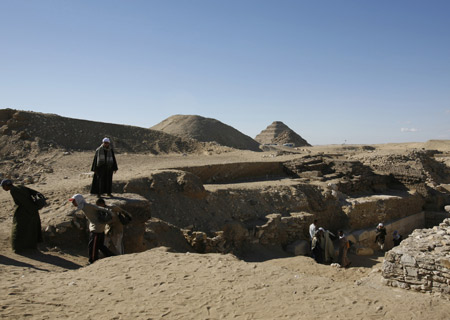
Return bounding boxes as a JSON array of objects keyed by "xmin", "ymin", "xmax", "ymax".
[
  {"xmin": 0, "ymin": 254, "xmax": 50, "ymax": 272},
  {"xmin": 239, "ymin": 243, "xmax": 386, "ymax": 270},
  {"xmin": 0, "ymin": 250, "xmax": 83, "ymax": 271}
]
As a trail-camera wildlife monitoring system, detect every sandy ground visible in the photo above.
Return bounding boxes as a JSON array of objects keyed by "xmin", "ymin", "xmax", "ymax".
[{"xmin": 1, "ymin": 147, "xmax": 450, "ymax": 319}]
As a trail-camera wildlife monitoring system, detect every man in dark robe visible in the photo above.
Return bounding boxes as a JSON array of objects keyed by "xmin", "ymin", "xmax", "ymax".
[
  {"xmin": 90, "ymin": 137, "xmax": 118, "ymax": 197},
  {"xmin": 1, "ymin": 179, "xmax": 42, "ymax": 253},
  {"xmin": 311, "ymin": 229, "xmax": 324, "ymax": 263},
  {"xmin": 392, "ymin": 230, "xmax": 403, "ymax": 247}
]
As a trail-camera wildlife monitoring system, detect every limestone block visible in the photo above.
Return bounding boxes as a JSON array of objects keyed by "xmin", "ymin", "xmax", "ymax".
[
  {"xmin": 445, "ymin": 205, "xmax": 450, "ymax": 213},
  {"xmin": 405, "ymin": 267, "xmax": 418, "ymax": 277},
  {"xmin": 400, "ymin": 254, "xmax": 417, "ymax": 266},
  {"xmin": 351, "ymin": 229, "xmax": 375, "ymax": 243}
]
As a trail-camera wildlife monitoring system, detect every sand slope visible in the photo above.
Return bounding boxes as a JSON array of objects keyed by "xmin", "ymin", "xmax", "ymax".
[{"xmin": 1, "ymin": 247, "xmax": 448, "ymax": 320}]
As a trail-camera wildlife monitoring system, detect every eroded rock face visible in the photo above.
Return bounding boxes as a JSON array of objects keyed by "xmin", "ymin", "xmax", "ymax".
[
  {"xmin": 37, "ymin": 148, "xmax": 450, "ymax": 258},
  {"xmin": 382, "ymin": 218, "xmax": 450, "ymax": 296},
  {"xmin": 43, "ymin": 194, "xmax": 152, "ymax": 253},
  {"xmin": 0, "ymin": 109, "xmax": 209, "ymax": 155},
  {"xmin": 123, "ymin": 170, "xmax": 345, "ymax": 235},
  {"xmin": 145, "ymin": 218, "xmax": 193, "ymax": 252},
  {"xmin": 343, "ymin": 193, "xmax": 424, "ymax": 230}
]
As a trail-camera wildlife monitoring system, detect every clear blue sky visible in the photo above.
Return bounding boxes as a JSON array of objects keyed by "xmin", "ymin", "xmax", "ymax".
[{"xmin": 1, "ymin": 0, "xmax": 449, "ymax": 145}]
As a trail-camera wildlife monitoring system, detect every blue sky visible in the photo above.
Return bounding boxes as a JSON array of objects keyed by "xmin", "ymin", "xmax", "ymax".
[{"xmin": 1, "ymin": 0, "xmax": 449, "ymax": 145}]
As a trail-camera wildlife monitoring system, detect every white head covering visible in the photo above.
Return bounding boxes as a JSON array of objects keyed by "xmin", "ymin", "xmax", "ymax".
[
  {"xmin": 70, "ymin": 194, "xmax": 86, "ymax": 210},
  {"xmin": 102, "ymin": 137, "xmax": 110, "ymax": 143},
  {"xmin": 378, "ymin": 223, "xmax": 384, "ymax": 227}
]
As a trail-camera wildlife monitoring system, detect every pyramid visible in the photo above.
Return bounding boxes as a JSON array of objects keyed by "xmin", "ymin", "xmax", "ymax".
[
  {"xmin": 255, "ymin": 121, "xmax": 310, "ymax": 147},
  {"xmin": 151, "ymin": 115, "xmax": 261, "ymax": 152}
]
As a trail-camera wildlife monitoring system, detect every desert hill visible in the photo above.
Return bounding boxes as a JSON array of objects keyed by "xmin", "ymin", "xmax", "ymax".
[
  {"xmin": 255, "ymin": 121, "xmax": 310, "ymax": 147},
  {"xmin": 151, "ymin": 114, "xmax": 261, "ymax": 152},
  {"xmin": 0, "ymin": 109, "xmax": 227, "ymax": 157}
]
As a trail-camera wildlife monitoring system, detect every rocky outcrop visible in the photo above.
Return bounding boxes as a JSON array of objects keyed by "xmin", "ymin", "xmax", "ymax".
[
  {"xmin": 382, "ymin": 218, "xmax": 450, "ymax": 296},
  {"xmin": 0, "ymin": 108, "xmax": 209, "ymax": 155},
  {"xmin": 122, "ymin": 169, "xmax": 345, "ymax": 234},
  {"xmin": 180, "ymin": 212, "xmax": 313, "ymax": 255},
  {"xmin": 43, "ymin": 194, "xmax": 152, "ymax": 253},
  {"xmin": 255, "ymin": 121, "xmax": 310, "ymax": 147}
]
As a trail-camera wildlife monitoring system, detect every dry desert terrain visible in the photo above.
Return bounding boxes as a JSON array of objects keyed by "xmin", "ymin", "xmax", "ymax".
[{"xmin": 1, "ymin": 144, "xmax": 450, "ymax": 319}]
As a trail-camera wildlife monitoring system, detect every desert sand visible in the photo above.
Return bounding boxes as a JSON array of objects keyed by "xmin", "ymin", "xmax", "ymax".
[{"xmin": 1, "ymin": 146, "xmax": 449, "ymax": 320}]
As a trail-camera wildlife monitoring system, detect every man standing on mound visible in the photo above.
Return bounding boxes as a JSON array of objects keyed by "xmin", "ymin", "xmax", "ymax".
[
  {"xmin": 69, "ymin": 194, "xmax": 115, "ymax": 264},
  {"xmin": 90, "ymin": 137, "xmax": 118, "ymax": 197}
]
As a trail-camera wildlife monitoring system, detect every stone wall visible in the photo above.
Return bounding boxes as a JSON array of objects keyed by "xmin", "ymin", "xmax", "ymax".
[
  {"xmin": 347, "ymin": 211, "xmax": 426, "ymax": 251},
  {"xmin": 343, "ymin": 193, "xmax": 424, "ymax": 230},
  {"xmin": 175, "ymin": 162, "xmax": 287, "ymax": 184},
  {"xmin": 381, "ymin": 218, "xmax": 450, "ymax": 296}
]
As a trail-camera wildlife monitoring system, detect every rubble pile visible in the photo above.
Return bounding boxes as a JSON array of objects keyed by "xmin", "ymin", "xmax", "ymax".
[{"xmin": 382, "ymin": 218, "xmax": 450, "ymax": 296}]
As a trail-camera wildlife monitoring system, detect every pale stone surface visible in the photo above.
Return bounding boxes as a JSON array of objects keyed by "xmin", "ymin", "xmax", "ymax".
[{"xmin": 382, "ymin": 218, "xmax": 450, "ymax": 295}]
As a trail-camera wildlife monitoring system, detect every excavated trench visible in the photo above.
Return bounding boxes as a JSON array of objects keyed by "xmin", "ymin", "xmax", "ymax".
[{"xmin": 43, "ymin": 152, "xmax": 450, "ymax": 259}]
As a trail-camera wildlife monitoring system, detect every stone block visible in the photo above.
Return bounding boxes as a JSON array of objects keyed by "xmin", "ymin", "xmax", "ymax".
[{"xmin": 400, "ymin": 254, "xmax": 417, "ymax": 266}]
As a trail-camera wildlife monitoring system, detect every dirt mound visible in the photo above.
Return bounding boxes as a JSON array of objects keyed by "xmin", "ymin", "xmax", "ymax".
[
  {"xmin": 0, "ymin": 109, "xmax": 222, "ymax": 157},
  {"xmin": 151, "ymin": 114, "xmax": 261, "ymax": 152},
  {"xmin": 423, "ymin": 140, "xmax": 450, "ymax": 152},
  {"xmin": 255, "ymin": 121, "xmax": 310, "ymax": 147}
]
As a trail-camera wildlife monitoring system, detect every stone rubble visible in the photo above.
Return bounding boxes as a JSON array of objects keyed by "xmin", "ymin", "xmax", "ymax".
[{"xmin": 382, "ymin": 218, "xmax": 450, "ymax": 296}]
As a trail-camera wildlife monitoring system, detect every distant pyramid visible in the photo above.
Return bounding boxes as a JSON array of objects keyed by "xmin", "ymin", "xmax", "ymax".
[
  {"xmin": 151, "ymin": 115, "xmax": 261, "ymax": 152},
  {"xmin": 255, "ymin": 121, "xmax": 310, "ymax": 147}
]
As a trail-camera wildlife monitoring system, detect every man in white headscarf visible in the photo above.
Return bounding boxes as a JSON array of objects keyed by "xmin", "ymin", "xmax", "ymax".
[
  {"xmin": 375, "ymin": 223, "xmax": 387, "ymax": 251},
  {"xmin": 69, "ymin": 194, "xmax": 115, "ymax": 264},
  {"xmin": 90, "ymin": 137, "xmax": 118, "ymax": 197}
]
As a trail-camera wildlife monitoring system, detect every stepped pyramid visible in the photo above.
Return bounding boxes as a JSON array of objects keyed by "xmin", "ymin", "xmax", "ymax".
[{"xmin": 255, "ymin": 121, "xmax": 310, "ymax": 147}]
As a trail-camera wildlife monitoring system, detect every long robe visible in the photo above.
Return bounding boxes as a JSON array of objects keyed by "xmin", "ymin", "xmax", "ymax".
[
  {"xmin": 338, "ymin": 235, "xmax": 350, "ymax": 267},
  {"xmin": 311, "ymin": 235, "xmax": 323, "ymax": 263},
  {"xmin": 323, "ymin": 230, "xmax": 335, "ymax": 263},
  {"xmin": 104, "ymin": 206, "xmax": 126, "ymax": 255},
  {"xmin": 90, "ymin": 146, "xmax": 118, "ymax": 195},
  {"xmin": 10, "ymin": 186, "xmax": 42, "ymax": 252},
  {"xmin": 375, "ymin": 227, "xmax": 387, "ymax": 249}
]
